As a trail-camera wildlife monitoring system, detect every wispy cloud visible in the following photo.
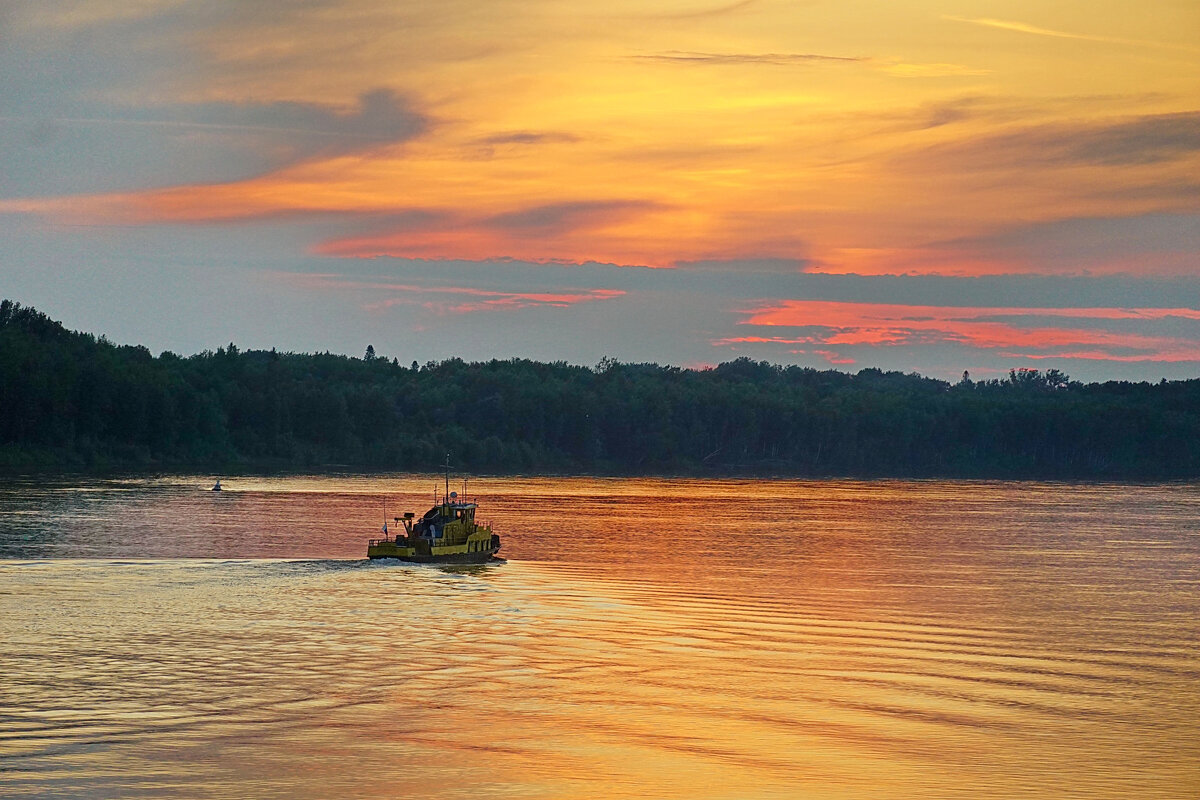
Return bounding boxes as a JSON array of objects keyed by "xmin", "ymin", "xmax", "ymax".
[
  {"xmin": 905, "ymin": 110, "xmax": 1200, "ymax": 169},
  {"xmin": 881, "ymin": 62, "xmax": 992, "ymax": 78},
  {"xmin": 946, "ymin": 16, "xmax": 1124, "ymax": 43},
  {"xmin": 474, "ymin": 131, "xmax": 581, "ymax": 147},
  {"xmin": 721, "ymin": 300, "xmax": 1200, "ymax": 363},
  {"xmin": 634, "ymin": 0, "xmax": 760, "ymax": 21},
  {"xmin": 638, "ymin": 52, "xmax": 988, "ymax": 77},
  {"xmin": 0, "ymin": 89, "xmax": 425, "ymax": 197},
  {"xmin": 813, "ymin": 349, "xmax": 856, "ymax": 365},
  {"xmin": 1039, "ymin": 111, "xmax": 1200, "ymax": 166},
  {"xmin": 484, "ymin": 200, "xmax": 662, "ymax": 234},
  {"xmin": 14, "ymin": 0, "xmax": 189, "ymax": 30},
  {"xmin": 272, "ymin": 272, "xmax": 625, "ymax": 315},
  {"xmin": 314, "ymin": 200, "xmax": 667, "ymax": 263},
  {"xmin": 945, "ymin": 15, "xmax": 1199, "ymax": 53},
  {"xmin": 635, "ymin": 51, "xmax": 863, "ymax": 65},
  {"xmin": 925, "ymin": 213, "xmax": 1200, "ymax": 275}
]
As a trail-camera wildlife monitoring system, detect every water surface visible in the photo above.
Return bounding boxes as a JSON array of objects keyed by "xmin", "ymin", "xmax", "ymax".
[{"xmin": 2, "ymin": 476, "xmax": 1197, "ymax": 798}]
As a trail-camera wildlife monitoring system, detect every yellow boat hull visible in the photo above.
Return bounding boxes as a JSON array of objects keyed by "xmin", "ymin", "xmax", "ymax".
[{"xmin": 367, "ymin": 536, "xmax": 501, "ymax": 563}]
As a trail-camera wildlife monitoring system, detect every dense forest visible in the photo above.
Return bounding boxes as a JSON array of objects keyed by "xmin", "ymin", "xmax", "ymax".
[{"xmin": 3, "ymin": 299, "xmax": 1200, "ymax": 478}]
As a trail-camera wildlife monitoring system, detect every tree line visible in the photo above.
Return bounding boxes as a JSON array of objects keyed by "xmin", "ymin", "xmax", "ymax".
[{"xmin": 3, "ymin": 299, "xmax": 1199, "ymax": 477}]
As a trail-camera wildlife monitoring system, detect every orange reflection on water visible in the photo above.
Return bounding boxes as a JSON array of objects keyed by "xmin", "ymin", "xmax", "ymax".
[{"xmin": 1, "ymin": 476, "xmax": 1197, "ymax": 798}]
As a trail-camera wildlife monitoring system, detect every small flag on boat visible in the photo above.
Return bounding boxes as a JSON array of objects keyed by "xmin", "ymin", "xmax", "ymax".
[{"xmin": 382, "ymin": 521, "xmax": 388, "ymax": 534}]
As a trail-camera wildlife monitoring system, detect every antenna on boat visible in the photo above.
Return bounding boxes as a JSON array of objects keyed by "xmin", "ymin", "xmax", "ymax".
[{"xmin": 443, "ymin": 452, "xmax": 451, "ymax": 504}]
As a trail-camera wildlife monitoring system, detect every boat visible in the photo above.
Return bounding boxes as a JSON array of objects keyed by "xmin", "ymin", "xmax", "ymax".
[{"xmin": 367, "ymin": 460, "xmax": 502, "ymax": 564}]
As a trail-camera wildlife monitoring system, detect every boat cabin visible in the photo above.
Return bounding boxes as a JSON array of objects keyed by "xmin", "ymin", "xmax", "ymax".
[
  {"xmin": 367, "ymin": 482, "xmax": 500, "ymax": 563},
  {"xmin": 412, "ymin": 496, "xmax": 478, "ymax": 539}
]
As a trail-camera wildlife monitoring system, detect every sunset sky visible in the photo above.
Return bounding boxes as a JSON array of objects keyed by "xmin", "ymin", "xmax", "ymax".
[{"xmin": 2, "ymin": 0, "xmax": 1198, "ymax": 380}]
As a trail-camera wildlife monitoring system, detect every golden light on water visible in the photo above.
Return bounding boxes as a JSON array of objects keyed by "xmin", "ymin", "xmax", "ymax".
[{"xmin": 2, "ymin": 476, "xmax": 1197, "ymax": 798}]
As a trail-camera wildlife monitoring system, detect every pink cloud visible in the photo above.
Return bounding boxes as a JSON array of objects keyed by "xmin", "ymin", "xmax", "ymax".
[
  {"xmin": 813, "ymin": 349, "xmax": 856, "ymax": 365},
  {"xmin": 727, "ymin": 300, "xmax": 1200, "ymax": 362}
]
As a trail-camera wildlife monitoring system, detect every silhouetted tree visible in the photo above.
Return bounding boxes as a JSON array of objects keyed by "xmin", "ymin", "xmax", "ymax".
[{"xmin": 3, "ymin": 300, "xmax": 1199, "ymax": 478}]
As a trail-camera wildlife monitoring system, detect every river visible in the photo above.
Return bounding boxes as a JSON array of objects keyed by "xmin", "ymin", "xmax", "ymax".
[{"xmin": 2, "ymin": 476, "xmax": 1197, "ymax": 798}]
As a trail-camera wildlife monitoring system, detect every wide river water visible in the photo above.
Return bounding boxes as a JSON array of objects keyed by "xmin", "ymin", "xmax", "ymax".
[{"xmin": 1, "ymin": 475, "xmax": 1197, "ymax": 799}]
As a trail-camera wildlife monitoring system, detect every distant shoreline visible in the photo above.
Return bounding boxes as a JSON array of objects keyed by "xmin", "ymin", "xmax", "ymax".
[
  {"xmin": 5, "ymin": 299, "xmax": 1200, "ymax": 483},
  {"xmin": 1, "ymin": 460, "xmax": 1194, "ymax": 485}
]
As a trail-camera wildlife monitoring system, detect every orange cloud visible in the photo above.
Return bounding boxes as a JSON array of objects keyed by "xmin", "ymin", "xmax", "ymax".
[
  {"xmin": 4, "ymin": 0, "xmax": 1198, "ymax": 282},
  {"xmin": 727, "ymin": 300, "xmax": 1200, "ymax": 362}
]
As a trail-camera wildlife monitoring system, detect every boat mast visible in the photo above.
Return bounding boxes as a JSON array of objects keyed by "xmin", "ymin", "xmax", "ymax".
[{"xmin": 443, "ymin": 452, "xmax": 451, "ymax": 503}]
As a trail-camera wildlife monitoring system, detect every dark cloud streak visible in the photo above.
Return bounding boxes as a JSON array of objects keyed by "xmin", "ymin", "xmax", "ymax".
[
  {"xmin": 0, "ymin": 89, "xmax": 425, "ymax": 198},
  {"xmin": 484, "ymin": 200, "xmax": 663, "ymax": 235},
  {"xmin": 475, "ymin": 131, "xmax": 581, "ymax": 146},
  {"xmin": 931, "ymin": 213, "xmax": 1200, "ymax": 270},
  {"xmin": 909, "ymin": 110, "xmax": 1200, "ymax": 168}
]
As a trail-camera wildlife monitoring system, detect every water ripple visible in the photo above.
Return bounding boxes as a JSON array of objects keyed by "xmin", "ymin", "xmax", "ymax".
[{"xmin": 2, "ymin": 477, "xmax": 1198, "ymax": 799}]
